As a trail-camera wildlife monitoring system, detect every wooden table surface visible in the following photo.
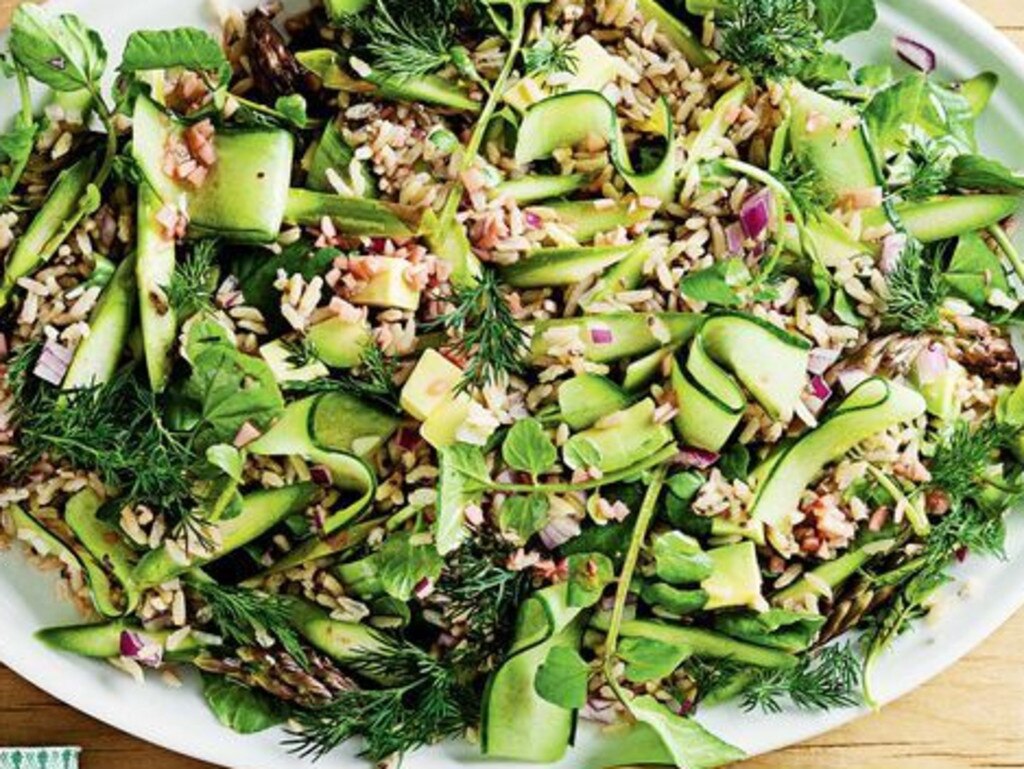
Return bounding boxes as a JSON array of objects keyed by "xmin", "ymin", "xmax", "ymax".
[{"xmin": 2, "ymin": 0, "xmax": 1024, "ymax": 767}]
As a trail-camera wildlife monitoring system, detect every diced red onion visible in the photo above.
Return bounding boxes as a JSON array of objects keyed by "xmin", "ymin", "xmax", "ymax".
[
  {"xmin": 590, "ymin": 327, "xmax": 614, "ymax": 345},
  {"xmin": 676, "ymin": 447, "xmax": 719, "ymax": 470},
  {"xmin": 119, "ymin": 630, "xmax": 163, "ymax": 668},
  {"xmin": 310, "ymin": 464, "xmax": 333, "ymax": 487},
  {"xmin": 413, "ymin": 577, "xmax": 435, "ymax": 600},
  {"xmin": 740, "ymin": 188, "xmax": 773, "ymax": 240},
  {"xmin": 580, "ymin": 698, "xmax": 620, "ymax": 724},
  {"xmin": 368, "ymin": 237, "xmax": 389, "ymax": 254},
  {"xmin": 725, "ymin": 222, "xmax": 745, "ymax": 255},
  {"xmin": 33, "ymin": 340, "xmax": 73, "ymax": 386},
  {"xmin": 879, "ymin": 233, "xmax": 907, "ymax": 275},
  {"xmin": 955, "ymin": 546, "xmax": 969, "ymax": 563},
  {"xmin": 396, "ymin": 426, "xmax": 423, "ymax": 451},
  {"xmin": 915, "ymin": 344, "xmax": 948, "ymax": 384},
  {"xmin": 807, "ymin": 347, "xmax": 840, "ymax": 376},
  {"xmin": 525, "ymin": 211, "xmax": 543, "ymax": 230},
  {"xmin": 837, "ymin": 368, "xmax": 869, "ymax": 394},
  {"xmin": 809, "ymin": 375, "xmax": 832, "ymax": 403},
  {"xmin": 894, "ymin": 36, "xmax": 936, "ymax": 74},
  {"xmin": 538, "ymin": 516, "xmax": 582, "ymax": 550},
  {"xmin": 233, "ymin": 421, "xmax": 261, "ymax": 448}
]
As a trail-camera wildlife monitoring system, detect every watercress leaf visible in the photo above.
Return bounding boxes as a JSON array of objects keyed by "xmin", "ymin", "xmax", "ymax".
[
  {"xmin": 502, "ymin": 418, "xmax": 557, "ymax": 478},
  {"xmin": 377, "ymin": 532, "xmax": 444, "ymax": 600},
  {"xmin": 864, "ymin": 74, "xmax": 926, "ymax": 158},
  {"xmin": 679, "ymin": 261, "xmax": 744, "ymax": 308},
  {"xmin": 560, "ymin": 517, "xmax": 636, "ymax": 564},
  {"xmin": 814, "ymin": 0, "xmax": 878, "ymax": 42},
  {"xmin": 566, "ymin": 552, "xmax": 614, "ymax": 607},
  {"xmin": 435, "ymin": 446, "xmax": 485, "ymax": 555},
  {"xmin": 563, "ymin": 436, "xmax": 603, "ymax": 471},
  {"xmin": 121, "ymin": 28, "xmax": 229, "ymax": 81},
  {"xmin": 592, "ymin": 695, "xmax": 745, "ymax": 769},
  {"xmin": 652, "ymin": 531, "xmax": 713, "ymax": 584},
  {"xmin": 205, "ymin": 444, "xmax": 244, "ymax": 481},
  {"xmin": 443, "ymin": 442, "xmax": 492, "ymax": 491},
  {"xmin": 10, "ymin": 6, "xmax": 107, "ymax": 92},
  {"xmin": 0, "ymin": 116, "xmax": 37, "ymax": 204},
  {"xmin": 201, "ymin": 675, "xmax": 289, "ymax": 734},
  {"xmin": 534, "ymin": 645, "xmax": 589, "ymax": 710},
  {"xmin": 619, "ymin": 637, "xmax": 691, "ymax": 683},
  {"xmin": 944, "ymin": 231, "xmax": 1011, "ymax": 308},
  {"xmin": 499, "ymin": 493, "xmax": 549, "ymax": 544},
  {"xmin": 798, "ymin": 51, "xmax": 851, "ymax": 86},
  {"xmin": 947, "ymin": 154, "xmax": 1024, "ymax": 194},
  {"xmin": 274, "ymin": 94, "xmax": 309, "ymax": 128},
  {"xmin": 718, "ymin": 444, "xmax": 750, "ymax": 481}
]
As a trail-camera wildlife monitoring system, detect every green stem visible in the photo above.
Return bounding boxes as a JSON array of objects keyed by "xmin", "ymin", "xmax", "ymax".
[
  {"xmin": 988, "ymin": 224, "xmax": 1024, "ymax": 289},
  {"xmin": 601, "ymin": 465, "xmax": 667, "ymax": 702},
  {"xmin": 461, "ymin": 1, "xmax": 526, "ymax": 169},
  {"xmin": 485, "ymin": 444, "xmax": 678, "ymax": 494},
  {"xmin": 90, "ymin": 94, "xmax": 119, "ymax": 192},
  {"xmin": 862, "ymin": 463, "xmax": 929, "ymax": 537}
]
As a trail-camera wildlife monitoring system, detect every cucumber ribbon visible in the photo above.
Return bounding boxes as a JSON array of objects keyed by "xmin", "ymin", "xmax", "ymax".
[{"xmin": 514, "ymin": 91, "xmax": 677, "ymax": 206}]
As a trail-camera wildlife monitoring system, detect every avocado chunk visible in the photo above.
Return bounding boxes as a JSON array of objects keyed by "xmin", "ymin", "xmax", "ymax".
[
  {"xmin": 700, "ymin": 313, "xmax": 810, "ymax": 422},
  {"xmin": 700, "ymin": 542, "xmax": 765, "ymax": 611},
  {"xmin": 306, "ymin": 314, "xmax": 372, "ymax": 368},
  {"xmin": 786, "ymin": 82, "xmax": 877, "ymax": 201},
  {"xmin": 133, "ymin": 96, "xmax": 294, "ymax": 243},
  {"xmin": 500, "ymin": 242, "xmax": 640, "ymax": 288},
  {"xmin": 347, "ymin": 257, "xmax": 421, "ymax": 311},
  {"xmin": 401, "ymin": 349, "xmax": 464, "ymax": 422},
  {"xmin": 421, "ymin": 393, "xmax": 474, "ymax": 449},
  {"xmin": 260, "ymin": 339, "xmax": 330, "ymax": 384},
  {"xmin": 531, "ymin": 313, "xmax": 702, "ymax": 364},
  {"xmin": 749, "ymin": 378, "xmax": 926, "ymax": 543},
  {"xmin": 63, "ymin": 253, "xmax": 137, "ymax": 389},
  {"xmin": 562, "ymin": 398, "xmax": 675, "ymax": 473},
  {"xmin": 558, "ymin": 374, "xmax": 631, "ymax": 431}
]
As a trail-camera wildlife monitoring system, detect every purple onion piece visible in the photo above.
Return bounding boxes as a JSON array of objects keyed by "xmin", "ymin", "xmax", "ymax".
[
  {"xmin": 590, "ymin": 327, "xmax": 614, "ymax": 345},
  {"xmin": 809, "ymin": 374, "xmax": 833, "ymax": 403},
  {"xmin": 725, "ymin": 222, "xmax": 746, "ymax": 255},
  {"xmin": 894, "ymin": 36, "xmax": 936, "ymax": 74},
  {"xmin": 119, "ymin": 630, "xmax": 163, "ymax": 668},
  {"xmin": 807, "ymin": 347, "xmax": 841, "ymax": 376},
  {"xmin": 740, "ymin": 188, "xmax": 773, "ymax": 240},
  {"xmin": 310, "ymin": 464, "xmax": 333, "ymax": 487},
  {"xmin": 915, "ymin": 344, "xmax": 948, "ymax": 384},
  {"xmin": 539, "ymin": 516, "xmax": 581, "ymax": 549},
  {"xmin": 879, "ymin": 233, "xmax": 908, "ymax": 275},
  {"xmin": 33, "ymin": 340, "xmax": 73, "ymax": 386},
  {"xmin": 676, "ymin": 447, "xmax": 719, "ymax": 470}
]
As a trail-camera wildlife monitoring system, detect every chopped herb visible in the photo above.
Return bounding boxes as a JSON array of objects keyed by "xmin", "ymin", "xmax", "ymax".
[
  {"xmin": 739, "ymin": 643, "xmax": 862, "ymax": 713},
  {"xmin": 523, "ymin": 28, "xmax": 579, "ymax": 79},
  {"xmin": 882, "ymin": 239, "xmax": 944, "ymax": 332},
  {"xmin": 167, "ymin": 239, "xmax": 219, "ymax": 318}
]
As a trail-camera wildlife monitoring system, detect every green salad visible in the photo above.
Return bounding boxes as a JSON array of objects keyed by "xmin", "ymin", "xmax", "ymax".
[{"xmin": 2, "ymin": 0, "xmax": 1024, "ymax": 766}]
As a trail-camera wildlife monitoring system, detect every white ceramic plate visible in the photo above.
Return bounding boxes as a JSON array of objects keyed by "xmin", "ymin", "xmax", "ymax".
[{"xmin": 3, "ymin": 1, "xmax": 1024, "ymax": 766}]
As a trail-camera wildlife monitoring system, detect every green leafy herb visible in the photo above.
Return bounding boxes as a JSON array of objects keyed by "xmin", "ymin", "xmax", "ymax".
[
  {"xmin": 202, "ymin": 675, "xmax": 290, "ymax": 734},
  {"xmin": 892, "ymin": 139, "xmax": 951, "ymax": 202},
  {"xmin": 377, "ymin": 532, "xmax": 445, "ymax": 600},
  {"xmin": 652, "ymin": 531, "xmax": 713, "ymax": 584},
  {"xmin": 882, "ymin": 239, "xmax": 944, "ymax": 332},
  {"xmin": 718, "ymin": 0, "xmax": 824, "ymax": 81},
  {"xmin": 928, "ymin": 421, "xmax": 1018, "ymax": 504},
  {"xmin": 287, "ymin": 638, "xmax": 474, "ymax": 761},
  {"xmin": 167, "ymin": 240, "xmax": 219, "ymax": 318},
  {"xmin": 498, "ymin": 493, "xmax": 550, "ymax": 543},
  {"xmin": 9, "ymin": 5, "xmax": 107, "ymax": 93},
  {"xmin": 430, "ymin": 268, "xmax": 529, "ymax": 393},
  {"xmin": 274, "ymin": 94, "xmax": 309, "ymax": 129},
  {"xmin": 502, "ymin": 418, "xmax": 557, "ymax": 478},
  {"xmin": 120, "ymin": 27, "xmax": 230, "ymax": 81},
  {"xmin": 534, "ymin": 645, "xmax": 589, "ymax": 709},
  {"xmin": 10, "ymin": 362, "xmax": 199, "ymax": 520},
  {"xmin": 619, "ymin": 637, "xmax": 690, "ymax": 684},
  {"xmin": 182, "ymin": 318, "xmax": 285, "ymax": 450},
  {"xmin": 342, "ymin": 0, "xmax": 478, "ymax": 82},
  {"xmin": 566, "ymin": 552, "xmax": 614, "ymax": 608},
  {"xmin": 679, "ymin": 259, "xmax": 747, "ymax": 308},
  {"xmin": 287, "ymin": 343, "xmax": 402, "ymax": 412},
  {"xmin": 523, "ymin": 28, "xmax": 578, "ymax": 79},
  {"xmin": 190, "ymin": 580, "xmax": 309, "ymax": 669},
  {"xmin": 947, "ymin": 153, "xmax": 1024, "ymax": 194},
  {"xmin": 0, "ymin": 64, "xmax": 37, "ymax": 203},
  {"xmin": 718, "ymin": 443, "xmax": 751, "ymax": 482},
  {"xmin": 739, "ymin": 643, "xmax": 861, "ymax": 713},
  {"xmin": 776, "ymin": 156, "xmax": 835, "ymax": 213},
  {"xmin": 813, "ymin": 0, "xmax": 877, "ymax": 42}
]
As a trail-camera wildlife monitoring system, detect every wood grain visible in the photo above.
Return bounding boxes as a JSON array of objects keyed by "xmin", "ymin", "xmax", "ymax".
[{"xmin": 2, "ymin": 1, "xmax": 1024, "ymax": 768}]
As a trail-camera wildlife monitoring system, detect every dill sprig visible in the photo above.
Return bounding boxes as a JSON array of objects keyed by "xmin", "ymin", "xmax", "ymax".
[
  {"xmin": 10, "ymin": 363, "xmax": 199, "ymax": 519},
  {"xmin": 882, "ymin": 239, "xmax": 944, "ymax": 332},
  {"xmin": 283, "ymin": 343, "xmax": 402, "ymax": 411},
  {"xmin": 776, "ymin": 156, "xmax": 834, "ymax": 213},
  {"xmin": 927, "ymin": 421, "xmax": 1018, "ymax": 504},
  {"xmin": 429, "ymin": 269, "xmax": 529, "ymax": 393},
  {"xmin": 719, "ymin": 0, "xmax": 824, "ymax": 81},
  {"xmin": 167, "ymin": 239, "xmax": 219, "ymax": 318},
  {"xmin": 523, "ymin": 28, "xmax": 579, "ymax": 79},
  {"xmin": 190, "ymin": 580, "xmax": 309, "ymax": 669},
  {"xmin": 343, "ymin": 0, "xmax": 476, "ymax": 82},
  {"xmin": 286, "ymin": 639, "xmax": 474, "ymax": 762},
  {"xmin": 740, "ymin": 643, "xmax": 862, "ymax": 713}
]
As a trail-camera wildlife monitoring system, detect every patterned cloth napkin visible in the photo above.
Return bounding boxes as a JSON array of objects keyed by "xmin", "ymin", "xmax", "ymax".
[{"xmin": 0, "ymin": 748, "xmax": 80, "ymax": 768}]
